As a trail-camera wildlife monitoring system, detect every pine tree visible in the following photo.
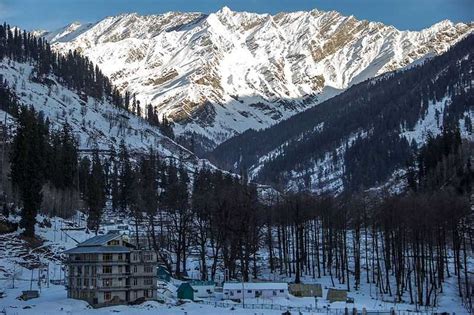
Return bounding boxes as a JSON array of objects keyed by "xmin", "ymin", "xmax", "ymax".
[
  {"xmin": 118, "ymin": 140, "xmax": 133, "ymax": 212},
  {"xmin": 10, "ymin": 106, "xmax": 48, "ymax": 237},
  {"xmin": 78, "ymin": 156, "xmax": 91, "ymax": 197},
  {"xmin": 86, "ymin": 149, "xmax": 106, "ymax": 234},
  {"xmin": 108, "ymin": 145, "xmax": 120, "ymax": 212}
]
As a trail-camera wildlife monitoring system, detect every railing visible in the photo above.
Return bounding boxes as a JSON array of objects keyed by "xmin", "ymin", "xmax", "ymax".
[
  {"xmin": 66, "ymin": 259, "xmax": 129, "ymax": 264},
  {"xmin": 195, "ymin": 300, "xmax": 447, "ymax": 315}
]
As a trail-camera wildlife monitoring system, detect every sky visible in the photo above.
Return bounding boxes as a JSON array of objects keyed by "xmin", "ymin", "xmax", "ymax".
[{"xmin": 0, "ymin": 0, "xmax": 472, "ymax": 31}]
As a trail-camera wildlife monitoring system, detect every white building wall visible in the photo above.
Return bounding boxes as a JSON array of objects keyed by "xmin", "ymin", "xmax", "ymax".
[
  {"xmin": 193, "ymin": 285, "xmax": 216, "ymax": 298},
  {"xmin": 223, "ymin": 288, "xmax": 288, "ymax": 300}
]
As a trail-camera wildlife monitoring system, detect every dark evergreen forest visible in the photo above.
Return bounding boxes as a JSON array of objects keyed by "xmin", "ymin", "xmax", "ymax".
[
  {"xmin": 0, "ymin": 23, "xmax": 175, "ymax": 136},
  {"xmin": 209, "ymin": 34, "xmax": 474, "ymax": 192}
]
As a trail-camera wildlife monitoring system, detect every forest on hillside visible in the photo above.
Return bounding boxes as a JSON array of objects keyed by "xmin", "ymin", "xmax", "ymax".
[
  {"xmin": 0, "ymin": 23, "xmax": 174, "ymax": 138},
  {"xmin": 2, "ymin": 104, "xmax": 473, "ymax": 312},
  {"xmin": 209, "ymin": 34, "xmax": 474, "ymax": 192}
]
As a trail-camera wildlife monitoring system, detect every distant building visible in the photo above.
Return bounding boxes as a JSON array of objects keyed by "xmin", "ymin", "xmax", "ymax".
[
  {"xmin": 223, "ymin": 282, "xmax": 288, "ymax": 300},
  {"xmin": 326, "ymin": 288, "xmax": 347, "ymax": 302},
  {"xmin": 289, "ymin": 283, "xmax": 322, "ymax": 297},
  {"xmin": 189, "ymin": 280, "xmax": 216, "ymax": 298},
  {"xmin": 177, "ymin": 281, "xmax": 216, "ymax": 300},
  {"xmin": 177, "ymin": 280, "xmax": 216, "ymax": 300},
  {"xmin": 177, "ymin": 283, "xmax": 194, "ymax": 300},
  {"xmin": 63, "ymin": 232, "xmax": 158, "ymax": 308}
]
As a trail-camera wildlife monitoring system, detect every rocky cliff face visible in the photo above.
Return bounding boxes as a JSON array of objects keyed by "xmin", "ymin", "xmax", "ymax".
[{"xmin": 43, "ymin": 7, "xmax": 473, "ymax": 149}]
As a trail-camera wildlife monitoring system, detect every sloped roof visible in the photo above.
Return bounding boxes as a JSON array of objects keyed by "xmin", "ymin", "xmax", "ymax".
[
  {"xmin": 223, "ymin": 282, "xmax": 288, "ymax": 290},
  {"xmin": 63, "ymin": 245, "xmax": 131, "ymax": 254},
  {"xmin": 189, "ymin": 280, "xmax": 216, "ymax": 287},
  {"xmin": 77, "ymin": 233, "xmax": 122, "ymax": 247}
]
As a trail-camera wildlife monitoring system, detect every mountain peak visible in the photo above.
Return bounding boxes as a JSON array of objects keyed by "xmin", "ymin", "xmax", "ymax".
[
  {"xmin": 219, "ymin": 6, "xmax": 234, "ymax": 15},
  {"xmin": 428, "ymin": 19, "xmax": 454, "ymax": 31},
  {"xmin": 47, "ymin": 9, "xmax": 473, "ymax": 150}
]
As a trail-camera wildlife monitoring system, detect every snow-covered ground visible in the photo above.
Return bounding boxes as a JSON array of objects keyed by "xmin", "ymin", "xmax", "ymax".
[
  {"xmin": 0, "ymin": 212, "xmax": 470, "ymax": 314},
  {"xmin": 0, "ymin": 58, "xmax": 213, "ymax": 172}
]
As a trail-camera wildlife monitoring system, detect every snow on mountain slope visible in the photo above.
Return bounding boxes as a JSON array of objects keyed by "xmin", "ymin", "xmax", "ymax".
[
  {"xmin": 0, "ymin": 59, "xmax": 208, "ymax": 169},
  {"xmin": 45, "ymin": 7, "xmax": 473, "ymax": 149}
]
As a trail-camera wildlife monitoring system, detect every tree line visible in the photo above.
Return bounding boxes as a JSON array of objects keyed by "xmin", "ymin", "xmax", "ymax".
[{"xmin": 4, "ymin": 99, "xmax": 472, "ymax": 312}]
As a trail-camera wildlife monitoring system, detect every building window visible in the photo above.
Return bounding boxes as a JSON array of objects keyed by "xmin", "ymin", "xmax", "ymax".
[
  {"xmin": 230, "ymin": 291, "xmax": 234, "ymax": 296},
  {"xmin": 118, "ymin": 253, "xmax": 123, "ymax": 261},
  {"xmin": 84, "ymin": 266, "xmax": 89, "ymax": 275},
  {"xmin": 84, "ymin": 278, "xmax": 89, "ymax": 287},
  {"xmin": 104, "ymin": 292, "xmax": 111, "ymax": 301},
  {"xmin": 103, "ymin": 253, "xmax": 113, "ymax": 261},
  {"xmin": 133, "ymin": 253, "xmax": 138, "ymax": 261},
  {"xmin": 133, "ymin": 278, "xmax": 138, "ymax": 286},
  {"xmin": 108, "ymin": 240, "xmax": 119, "ymax": 246},
  {"xmin": 144, "ymin": 278, "xmax": 153, "ymax": 286},
  {"xmin": 92, "ymin": 266, "xmax": 97, "ymax": 275},
  {"xmin": 279, "ymin": 289, "xmax": 284, "ymax": 293},
  {"xmin": 143, "ymin": 253, "xmax": 152, "ymax": 261},
  {"xmin": 144, "ymin": 265, "xmax": 153, "ymax": 273},
  {"xmin": 77, "ymin": 266, "xmax": 82, "ymax": 275},
  {"xmin": 103, "ymin": 278, "xmax": 112, "ymax": 287},
  {"xmin": 237, "ymin": 290, "xmax": 241, "ymax": 293},
  {"xmin": 92, "ymin": 278, "xmax": 96, "ymax": 287},
  {"xmin": 103, "ymin": 266, "xmax": 112, "ymax": 274},
  {"xmin": 273, "ymin": 291, "xmax": 277, "ymax": 296},
  {"xmin": 69, "ymin": 266, "xmax": 74, "ymax": 275},
  {"xmin": 133, "ymin": 265, "xmax": 138, "ymax": 273},
  {"xmin": 247, "ymin": 290, "xmax": 252, "ymax": 293},
  {"xmin": 76, "ymin": 278, "xmax": 81, "ymax": 286}
]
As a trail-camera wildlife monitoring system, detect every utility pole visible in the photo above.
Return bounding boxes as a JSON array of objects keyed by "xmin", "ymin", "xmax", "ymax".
[
  {"xmin": 241, "ymin": 275, "xmax": 245, "ymax": 308},
  {"xmin": 12, "ymin": 264, "xmax": 16, "ymax": 288},
  {"xmin": 30, "ymin": 268, "xmax": 34, "ymax": 290},
  {"xmin": 0, "ymin": 113, "xmax": 6, "ymax": 206}
]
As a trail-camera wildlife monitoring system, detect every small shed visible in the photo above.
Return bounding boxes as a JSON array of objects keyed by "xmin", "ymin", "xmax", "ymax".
[
  {"xmin": 157, "ymin": 265, "xmax": 171, "ymax": 282},
  {"xmin": 19, "ymin": 290, "xmax": 39, "ymax": 301},
  {"xmin": 326, "ymin": 288, "xmax": 347, "ymax": 302},
  {"xmin": 177, "ymin": 283, "xmax": 194, "ymax": 300},
  {"xmin": 289, "ymin": 283, "xmax": 322, "ymax": 297}
]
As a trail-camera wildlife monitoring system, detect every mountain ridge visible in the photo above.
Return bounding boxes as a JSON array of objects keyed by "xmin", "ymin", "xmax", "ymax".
[
  {"xmin": 209, "ymin": 34, "xmax": 474, "ymax": 194},
  {"xmin": 40, "ymin": 7, "xmax": 473, "ymax": 151}
]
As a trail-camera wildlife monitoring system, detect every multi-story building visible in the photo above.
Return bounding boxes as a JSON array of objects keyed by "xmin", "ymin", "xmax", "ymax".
[{"xmin": 64, "ymin": 232, "xmax": 158, "ymax": 307}]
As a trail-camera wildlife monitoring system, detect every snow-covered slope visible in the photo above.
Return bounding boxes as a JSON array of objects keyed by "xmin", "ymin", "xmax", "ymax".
[
  {"xmin": 208, "ymin": 32, "xmax": 474, "ymax": 195},
  {"xmin": 44, "ymin": 7, "xmax": 473, "ymax": 149},
  {"xmin": 0, "ymin": 59, "xmax": 209, "ymax": 169}
]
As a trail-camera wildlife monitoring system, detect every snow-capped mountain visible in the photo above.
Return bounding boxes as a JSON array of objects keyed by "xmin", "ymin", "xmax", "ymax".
[
  {"xmin": 44, "ymin": 7, "xmax": 473, "ymax": 149},
  {"xmin": 209, "ymin": 34, "xmax": 474, "ymax": 194}
]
